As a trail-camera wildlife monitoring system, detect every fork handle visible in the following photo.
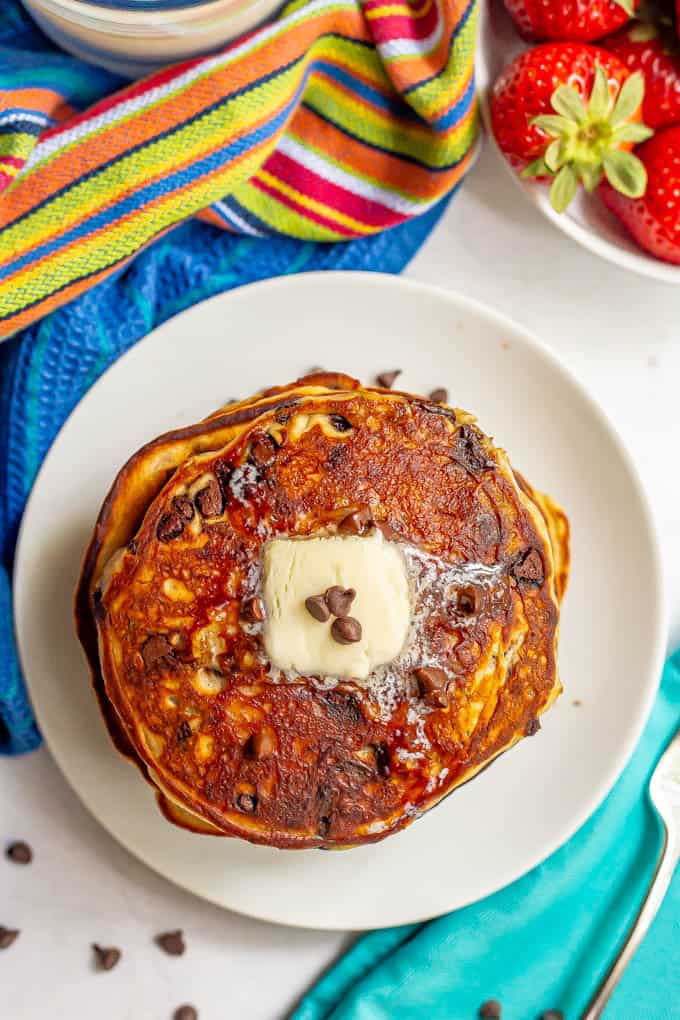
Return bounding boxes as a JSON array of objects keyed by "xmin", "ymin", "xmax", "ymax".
[{"xmin": 580, "ymin": 826, "xmax": 678, "ymax": 1020}]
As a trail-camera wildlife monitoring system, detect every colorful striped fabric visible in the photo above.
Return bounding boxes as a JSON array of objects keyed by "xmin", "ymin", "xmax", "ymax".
[{"xmin": 0, "ymin": 0, "xmax": 478, "ymax": 339}]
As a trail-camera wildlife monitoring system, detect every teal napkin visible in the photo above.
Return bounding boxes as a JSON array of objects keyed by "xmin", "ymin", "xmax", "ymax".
[{"xmin": 293, "ymin": 652, "xmax": 680, "ymax": 1020}]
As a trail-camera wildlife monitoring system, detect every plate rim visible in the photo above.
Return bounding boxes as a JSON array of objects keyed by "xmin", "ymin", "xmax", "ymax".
[{"xmin": 13, "ymin": 271, "xmax": 668, "ymax": 929}]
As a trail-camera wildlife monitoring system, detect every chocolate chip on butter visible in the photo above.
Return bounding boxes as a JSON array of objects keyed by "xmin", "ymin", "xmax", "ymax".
[
  {"xmin": 156, "ymin": 930, "xmax": 185, "ymax": 956},
  {"xmin": 173, "ymin": 1006, "xmax": 198, "ymax": 1020},
  {"xmin": 429, "ymin": 387, "xmax": 448, "ymax": 403},
  {"xmin": 338, "ymin": 507, "xmax": 372, "ymax": 535},
  {"xmin": 305, "ymin": 595, "xmax": 331, "ymax": 623},
  {"xmin": 325, "ymin": 586, "xmax": 356, "ymax": 618},
  {"xmin": 513, "ymin": 548, "xmax": 544, "ymax": 587},
  {"xmin": 0, "ymin": 927, "xmax": 19, "ymax": 950},
  {"xmin": 92, "ymin": 944, "xmax": 121, "ymax": 971},
  {"xmin": 331, "ymin": 616, "xmax": 362, "ymax": 644},
  {"xmin": 479, "ymin": 1001, "xmax": 502, "ymax": 1019},
  {"xmin": 194, "ymin": 478, "xmax": 223, "ymax": 518},
  {"xmin": 173, "ymin": 496, "xmax": 195, "ymax": 522},
  {"xmin": 177, "ymin": 720, "xmax": 192, "ymax": 743},
  {"xmin": 6, "ymin": 841, "xmax": 32, "ymax": 865},
  {"xmin": 243, "ymin": 596, "xmax": 266, "ymax": 623},
  {"xmin": 376, "ymin": 369, "xmax": 401, "ymax": 388},
  {"xmin": 157, "ymin": 512, "xmax": 184, "ymax": 543},
  {"xmin": 414, "ymin": 667, "xmax": 449, "ymax": 707}
]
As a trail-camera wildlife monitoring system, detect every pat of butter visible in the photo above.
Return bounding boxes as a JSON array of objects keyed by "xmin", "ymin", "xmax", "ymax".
[{"xmin": 263, "ymin": 530, "xmax": 410, "ymax": 680}]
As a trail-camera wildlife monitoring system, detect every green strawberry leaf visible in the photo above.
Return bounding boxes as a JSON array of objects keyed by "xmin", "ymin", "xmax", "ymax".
[
  {"xmin": 521, "ymin": 157, "xmax": 550, "ymax": 178},
  {"xmin": 611, "ymin": 71, "xmax": 645, "ymax": 125},
  {"xmin": 549, "ymin": 165, "xmax": 578, "ymax": 212},
  {"xmin": 602, "ymin": 150, "xmax": 648, "ymax": 197},
  {"xmin": 531, "ymin": 114, "xmax": 572, "ymax": 138},
  {"xmin": 580, "ymin": 164, "xmax": 602, "ymax": 193},
  {"xmin": 613, "ymin": 122, "xmax": 654, "ymax": 143},
  {"xmin": 614, "ymin": 0, "xmax": 636, "ymax": 15},
  {"xmin": 588, "ymin": 67, "xmax": 611, "ymax": 121},
  {"xmin": 551, "ymin": 85, "xmax": 586, "ymax": 123}
]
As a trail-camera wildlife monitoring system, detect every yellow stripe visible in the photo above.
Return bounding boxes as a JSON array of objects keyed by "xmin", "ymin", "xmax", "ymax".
[
  {"xmin": 365, "ymin": 0, "xmax": 433, "ymax": 19},
  {"xmin": 234, "ymin": 178, "xmax": 347, "ymax": 241},
  {"xmin": 258, "ymin": 168, "xmax": 373, "ymax": 234}
]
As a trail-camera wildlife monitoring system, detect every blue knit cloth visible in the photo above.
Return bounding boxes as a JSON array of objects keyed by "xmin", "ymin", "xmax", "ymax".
[{"xmin": 0, "ymin": 0, "xmax": 453, "ymax": 754}]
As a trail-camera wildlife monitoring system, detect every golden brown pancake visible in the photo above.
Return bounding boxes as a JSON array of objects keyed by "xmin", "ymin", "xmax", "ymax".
[{"xmin": 76, "ymin": 373, "xmax": 569, "ymax": 849}]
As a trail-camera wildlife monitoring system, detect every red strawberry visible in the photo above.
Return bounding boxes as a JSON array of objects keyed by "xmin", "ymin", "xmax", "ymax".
[
  {"xmin": 503, "ymin": 0, "xmax": 637, "ymax": 42},
  {"xmin": 491, "ymin": 43, "xmax": 653, "ymax": 210},
  {"xmin": 599, "ymin": 125, "xmax": 680, "ymax": 261},
  {"xmin": 602, "ymin": 22, "xmax": 680, "ymax": 128}
]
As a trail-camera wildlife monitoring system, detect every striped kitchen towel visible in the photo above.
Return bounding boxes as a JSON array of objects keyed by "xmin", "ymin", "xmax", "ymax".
[{"xmin": 0, "ymin": 0, "xmax": 478, "ymax": 339}]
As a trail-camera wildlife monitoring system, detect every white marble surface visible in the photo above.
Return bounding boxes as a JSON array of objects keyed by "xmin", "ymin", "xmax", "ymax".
[{"xmin": 3, "ymin": 141, "xmax": 680, "ymax": 1019}]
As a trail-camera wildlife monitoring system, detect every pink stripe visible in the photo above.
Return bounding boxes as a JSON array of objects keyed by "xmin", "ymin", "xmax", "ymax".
[
  {"xmin": 252, "ymin": 174, "xmax": 359, "ymax": 236},
  {"xmin": 369, "ymin": 5, "xmax": 439, "ymax": 43}
]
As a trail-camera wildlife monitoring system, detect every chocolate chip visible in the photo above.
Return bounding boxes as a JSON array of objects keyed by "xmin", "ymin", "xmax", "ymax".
[
  {"xmin": 243, "ymin": 596, "xmax": 266, "ymax": 622},
  {"xmin": 92, "ymin": 944, "xmax": 121, "ymax": 971},
  {"xmin": 338, "ymin": 507, "xmax": 372, "ymax": 535},
  {"xmin": 157, "ymin": 512, "xmax": 184, "ymax": 543},
  {"xmin": 236, "ymin": 793, "xmax": 258, "ymax": 813},
  {"xmin": 331, "ymin": 616, "xmax": 362, "ymax": 644},
  {"xmin": 325, "ymin": 586, "xmax": 356, "ymax": 618},
  {"xmin": 127, "ymin": 539, "xmax": 138, "ymax": 555},
  {"xmin": 414, "ymin": 667, "xmax": 449, "ymax": 707},
  {"xmin": 0, "ymin": 927, "xmax": 19, "ymax": 950},
  {"xmin": 451, "ymin": 424, "xmax": 494, "ymax": 475},
  {"xmin": 479, "ymin": 1001, "xmax": 502, "ymax": 1019},
  {"xmin": 141, "ymin": 635, "xmax": 175, "ymax": 671},
  {"xmin": 173, "ymin": 1007, "xmax": 198, "ymax": 1020},
  {"xmin": 173, "ymin": 496, "xmax": 195, "ymax": 522},
  {"xmin": 215, "ymin": 460, "xmax": 233, "ymax": 495},
  {"xmin": 305, "ymin": 595, "xmax": 331, "ymax": 622},
  {"xmin": 513, "ymin": 548, "xmax": 544, "ymax": 588},
  {"xmin": 372, "ymin": 743, "xmax": 390, "ymax": 778},
  {"xmin": 318, "ymin": 815, "xmax": 331, "ymax": 837},
  {"xmin": 457, "ymin": 588, "xmax": 478, "ymax": 615},
  {"xmin": 329, "ymin": 414, "xmax": 353, "ymax": 432},
  {"xmin": 525, "ymin": 717, "xmax": 541, "ymax": 737},
  {"xmin": 376, "ymin": 369, "xmax": 401, "ymax": 388},
  {"xmin": 249, "ymin": 436, "xmax": 276, "ymax": 467},
  {"xmin": 177, "ymin": 720, "xmax": 192, "ymax": 743},
  {"xmin": 539, "ymin": 1012, "xmax": 563, "ymax": 1020},
  {"xmin": 156, "ymin": 930, "xmax": 185, "ymax": 956},
  {"xmin": 194, "ymin": 478, "xmax": 223, "ymax": 518},
  {"xmin": 429, "ymin": 388, "xmax": 448, "ymax": 403},
  {"xmin": 6, "ymin": 841, "xmax": 32, "ymax": 865}
]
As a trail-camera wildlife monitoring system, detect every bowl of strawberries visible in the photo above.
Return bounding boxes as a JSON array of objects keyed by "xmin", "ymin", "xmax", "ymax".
[{"xmin": 477, "ymin": 0, "xmax": 680, "ymax": 279}]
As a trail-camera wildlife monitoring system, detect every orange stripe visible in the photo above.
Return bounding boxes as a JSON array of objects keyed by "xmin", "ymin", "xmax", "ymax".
[{"xmin": 0, "ymin": 88, "xmax": 74, "ymax": 121}]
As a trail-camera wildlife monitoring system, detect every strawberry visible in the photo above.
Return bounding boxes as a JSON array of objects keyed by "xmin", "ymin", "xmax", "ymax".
[
  {"xmin": 599, "ymin": 125, "xmax": 680, "ymax": 261},
  {"xmin": 490, "ymin": 43, "xmax": 653, "ymax": 211},
  {"xmin": 602, "ymin": 22, "xmax": 680, "ymax": 128},
  {"xmin": 502, "ymin": 0, "xmax": 637, "ymax": 42}
]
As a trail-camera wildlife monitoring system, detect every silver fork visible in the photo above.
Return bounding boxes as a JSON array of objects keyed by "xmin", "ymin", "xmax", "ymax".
[{"xmin": 581, "ymin": 723, "xmax": 680, "ymax": 1020}]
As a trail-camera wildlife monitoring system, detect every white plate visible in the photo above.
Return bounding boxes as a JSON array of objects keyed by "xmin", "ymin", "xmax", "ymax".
[
  {"xmin": 477, "ymin": 0, "xmax": 680, "ymax": 283},
  {"xmin": 14, "ymin": 273, "xmax": 666, "ymax": 930}
]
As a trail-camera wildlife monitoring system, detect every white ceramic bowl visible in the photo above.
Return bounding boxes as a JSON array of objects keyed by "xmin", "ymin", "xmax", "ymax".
[{"xmin": 476, "ymin": 0, "xmax": 680, "ymax": 283}]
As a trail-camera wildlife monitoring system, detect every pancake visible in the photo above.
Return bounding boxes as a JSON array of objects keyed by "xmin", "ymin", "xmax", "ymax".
[{"xmin": 76, "ymin": 373, "xmax": 569, "ymax": 849}]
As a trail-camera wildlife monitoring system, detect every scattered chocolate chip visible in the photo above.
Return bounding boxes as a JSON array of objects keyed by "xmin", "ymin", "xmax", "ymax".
[
  {"xmin": 92, "ymin": 944, "xmax": 121, "ymax": 971},
  {"xmin": 177, "ymin": 720, "xmax": 192, "ymax": 743},
  {"xmin": 338, "ymin": 506, "xmax": 372, "ymax": 535},
  {"xmin": 305, "ymin": 595, "xmax": 331, "ymax": 623},
  {"xmin": 512, "ymin": 548, "xmax": 544, "ymax": 588},
  {"xmin": 573, "ymin": 699, "xmax": 582, "ymax": 707},
  {"xmin": 243, "ymin": 596, "xmax": 266, "ymax": 623},
  {"xmin": 173, "ymin": 496, "xmax": 195, "ymax": 522},
  {"xmin": 156, "ymin": 930, "xmax": 185, "ymax": 956},
  {"xmin": 457, "ymin": 588, "xmax": 478, "ymax": 615},
  {"xmin": 372, "ymin": 743, "xmax": 390, "ymax": 778},
  {"xmin": 414, "ymin": 666, "xmax": 449, "ymax": 707},
  {"xmin": 329, "ymin": 414, "xmax": 353, "ymax": 432},
  {"xmin": 416, "ymin": 400, "xmax": 458, "ymax": 423},
  {"xmin": 539, "ymin": 1012, "xmax": 563, "ymax": 1020},
  {"xmin": 376, "ymin": 369, "xmax": 401, "ymax": 388},
  {"xmin": 318, "ymin": 815, "xmax": 331, "ymax": 837},
  {"xmin": 0, "ymin": 927, "xmax": 19, "ymax": 950},
  {"xmin": 479, "ymin": 1001, "xmax": 502, "ymax": 1019},
  {"xmin": 429, "ymin": 387, "xmax": 448, "ymax": 403},
  {"xmin": 451, "ymin": 424, "xmax": 494, "ymax": 475},
  {"xmin": 324, "ymin": 586, "xmax": 356, "ymax": 618},
  {"xmin": 307, "ymin": 365, "xmax": 324, "ymax": 374},
  {"xmin": 6, "ymin": 841, "xmax": 32, "ymax": 865},
  {"xmin": 194, "ymin": 478, "xmax": 223, "ymax": 518},
  {"xmin": 236, "ymin": 793, "xmax": 258, "ymax": 813},
  {"xmin": 141, "ymin": 635, "xmax": 175, "ymax": 671},
  {"xmin": 157, "ymin": 512, "xmax": 184, "ymax": 543},
  {"xmin": 215, "ymin": 460, "xmax": 233, "ymax": 495},
  {"xmin": 525, "ymin": 717, "xmax": 541, "ymax": 737},
  {"xmin": 127, "ymin": 539, "xmax": 138, "ymax": 555},
  {"xmin": 249, "ymin": 436, "xmax": 276, "ymax": 467},
  {"xmin": 331, "ymin": 616, "xmax": 362, "ymax": 644},
  {"xmin": 173, "ymin": 1006, "xmax": 198, "ymax": 1020}
]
